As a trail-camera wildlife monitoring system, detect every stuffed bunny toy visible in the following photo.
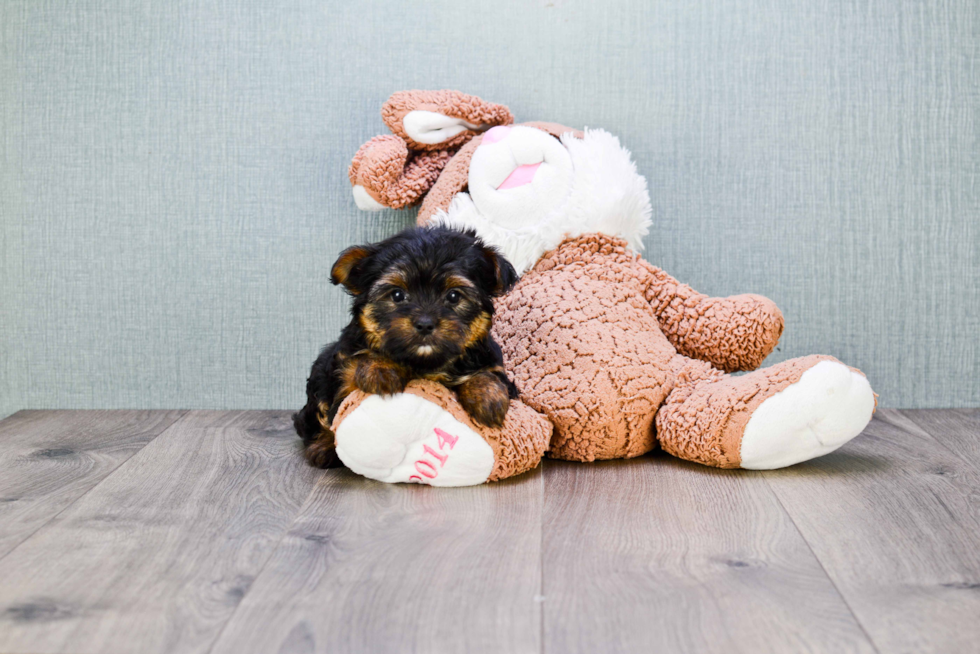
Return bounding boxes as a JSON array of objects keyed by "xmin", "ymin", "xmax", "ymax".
[{"xmin": 334, "ymin": 89, "xmax": 876, "ymax": 486}]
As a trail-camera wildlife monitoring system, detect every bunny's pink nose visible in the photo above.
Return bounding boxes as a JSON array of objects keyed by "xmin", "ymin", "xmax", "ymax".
[{"xmin": 481, "ymin": 125, "xmax": 512, "ymax": 145}]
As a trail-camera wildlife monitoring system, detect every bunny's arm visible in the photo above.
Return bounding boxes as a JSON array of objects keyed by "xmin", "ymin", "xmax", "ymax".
[{"xmin": 637, "ymin": 259, "xmax": 784, "ymax": 372}]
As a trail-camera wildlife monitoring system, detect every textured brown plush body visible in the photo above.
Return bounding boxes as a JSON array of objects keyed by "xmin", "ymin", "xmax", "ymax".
[{"xmin": 493, "ymin": 232, "xmax": 786, "ymax": 465}]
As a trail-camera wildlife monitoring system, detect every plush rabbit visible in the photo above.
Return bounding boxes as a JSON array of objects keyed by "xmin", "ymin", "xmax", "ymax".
[{"xmin": 334, "ymin": 90, "xmax": 876, "ymax": 486}]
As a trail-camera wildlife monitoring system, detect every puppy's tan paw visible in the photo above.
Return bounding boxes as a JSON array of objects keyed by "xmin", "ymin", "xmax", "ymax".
[
  {"xmin": 457, "ymin": 373, "xmax": 511, "ymax": 428},
  {"xmin": 354, "ymin": 357, "xmax": 408, "ymax": 397}
]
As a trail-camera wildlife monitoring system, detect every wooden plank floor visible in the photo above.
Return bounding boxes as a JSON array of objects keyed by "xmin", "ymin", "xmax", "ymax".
[{"xmin": 0, "ymin": 409, "xmax": 977, "ymax": 654}]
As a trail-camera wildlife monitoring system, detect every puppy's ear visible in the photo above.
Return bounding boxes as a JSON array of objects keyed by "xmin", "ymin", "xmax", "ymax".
[
  {"xmin": 478, "ymin": 244, "xmax": 519, "ymax": 296},
  {"xmin": 330, "ymin": 245, "xmax": 377, "ymax": 295}
]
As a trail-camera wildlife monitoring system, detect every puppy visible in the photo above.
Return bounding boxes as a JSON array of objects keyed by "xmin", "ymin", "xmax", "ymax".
[{"xmin": 294, "ymin": 225, "xmax": 520, "ymax": 469}]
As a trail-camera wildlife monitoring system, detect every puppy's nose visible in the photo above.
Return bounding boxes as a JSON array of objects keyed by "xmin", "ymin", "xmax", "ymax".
[{"xmin": 413, "ymin": 315, "xmax": 436, "ymax": 335}]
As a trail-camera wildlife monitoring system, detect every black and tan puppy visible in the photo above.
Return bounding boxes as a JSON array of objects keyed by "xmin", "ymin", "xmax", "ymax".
[{"xmin": 294, "ymin": 226, "xmax": 520, "ymax": 469}]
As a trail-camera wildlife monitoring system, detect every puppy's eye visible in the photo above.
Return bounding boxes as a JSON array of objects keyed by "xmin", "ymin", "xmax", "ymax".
[
  {"xmin": 390, "ymin": 289, "xmax": 406, "ymax": 303},
  {"xmin": 445, "ymin": 289, "xmax": 462, "ymax": 305}
]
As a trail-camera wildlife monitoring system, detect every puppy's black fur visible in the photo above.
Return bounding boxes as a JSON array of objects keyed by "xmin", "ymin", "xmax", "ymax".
[{"xmin": 294, "ymin": 226, "xmax": 520, "ymax": 469}]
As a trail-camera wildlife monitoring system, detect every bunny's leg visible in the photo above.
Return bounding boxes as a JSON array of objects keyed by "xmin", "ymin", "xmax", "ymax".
[
  {"xmin": 657, "ymin": 355, "xmax": 875, "ymax": 469},
  {"xmin": 331, "ymin": 381, "xmax": 552, "ymax": 486},
  {"xmin": 638, "ymin": 259, "xmax": 784, "ymax": 372}
]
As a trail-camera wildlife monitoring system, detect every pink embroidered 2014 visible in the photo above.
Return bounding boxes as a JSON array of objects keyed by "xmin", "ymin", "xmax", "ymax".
[{"xmin": 409, "ymin": 427, "xmax": 459, "ymax": 483}]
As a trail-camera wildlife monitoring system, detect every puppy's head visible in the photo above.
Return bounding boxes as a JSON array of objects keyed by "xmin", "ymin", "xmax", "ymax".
[{"xmin": 331, "ymin": 226, "xmax": 518, "ymax": 370}]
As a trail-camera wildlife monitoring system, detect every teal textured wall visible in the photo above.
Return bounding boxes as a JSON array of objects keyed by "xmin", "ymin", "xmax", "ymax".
[{"xmin": 2, "ymin": 0, "xmax": 977, "ymax": 416}]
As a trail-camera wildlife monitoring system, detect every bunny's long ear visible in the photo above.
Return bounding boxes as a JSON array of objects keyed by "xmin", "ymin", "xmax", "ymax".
[
  {"xmin": 349, "ymin": 90, "xmax": 513, "ymax": 211},
  {"xmin": 382, "ymin": 90, "xmax": 513, "ymax": 151},
  {"xmin": 349, "ymin": 135, "xmax": 454, "ymax": 210}
]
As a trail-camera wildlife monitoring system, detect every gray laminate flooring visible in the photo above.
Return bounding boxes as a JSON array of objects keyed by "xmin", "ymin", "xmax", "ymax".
[{"xmin": 0, "ymin": 409, "xmax": 977, "ymax": 653}]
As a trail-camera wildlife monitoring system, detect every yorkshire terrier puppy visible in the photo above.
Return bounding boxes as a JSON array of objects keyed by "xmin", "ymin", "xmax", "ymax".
[{"xmin": 294, "ymin": 225, "xmax": 520, "ymax": 469}]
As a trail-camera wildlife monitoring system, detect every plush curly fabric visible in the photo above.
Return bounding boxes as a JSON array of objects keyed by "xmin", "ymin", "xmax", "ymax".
[
  {"xmin": 492, "ymin": 232, "xmax": 785, "ymax": 463},
  {"xmin": 349, "ymin": 136, "xmax": 454, "ymax": 209},
  {"xmin": 638, "ymin": 258, "xmax": 785, "ymax": 372},
  {"xmin": 494, "ymin": 235, "xmax": 672, "ymax": 460}
]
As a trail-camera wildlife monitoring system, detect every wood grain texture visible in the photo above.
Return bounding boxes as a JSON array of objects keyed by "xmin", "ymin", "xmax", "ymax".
[
  {"xmin": 209, "ymin": 467, "xmax": 544, "ymax": 654},
  {"xmin": 2, "ymin": 409, "xmax": 979, "ymax": 654},
  {"xmin": 902, "ymin": 409, "xmax": 980, "ymax": 471},
  {"xmin": 0, "ymin": 411, "xmax": 323, "ymax": 654},
  {"xmin": 541, "ymin": 457, "xmax": 874, "ymax": 654},
  {"xmin": 764, "ymin": 410, "xmax": 980, "ymax": 653},
  {"xmin": 0, "ymin": 410, "xmax": 185, "ymax": 560}
]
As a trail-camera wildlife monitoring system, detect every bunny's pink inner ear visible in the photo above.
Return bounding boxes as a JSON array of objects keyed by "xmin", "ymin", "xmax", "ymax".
[{"xmin": 382, "ymin": 90, "xmax": 514, "ymax": 151}]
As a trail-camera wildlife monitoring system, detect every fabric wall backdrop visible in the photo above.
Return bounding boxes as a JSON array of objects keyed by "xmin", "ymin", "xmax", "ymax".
[{"xmin": 1, "ymin": 0, "xmax": 977, "ymax": 417}]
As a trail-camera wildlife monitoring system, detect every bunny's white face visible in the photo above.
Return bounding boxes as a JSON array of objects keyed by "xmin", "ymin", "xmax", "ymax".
[
  {"xmin": 434, "ymin": 125, "xmax": 652, "ymax": 275},
  {"xmin": 466, "ymin": 126, "xmax": 574, "ymax": 230}
]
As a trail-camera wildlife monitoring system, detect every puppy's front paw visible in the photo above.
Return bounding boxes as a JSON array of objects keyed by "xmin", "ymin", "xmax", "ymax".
[
  {"xmin": 457, "ymin": 373, "xmax": 510, "ymax": 428},
  {"xmin": 354, "ymin": 357, "xmax": 408, "ymax": 396}
]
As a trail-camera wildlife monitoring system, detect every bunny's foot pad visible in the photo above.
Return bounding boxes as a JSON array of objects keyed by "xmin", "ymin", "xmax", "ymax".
[
  {"xmin": 335, "ymin": 392, "xmax": 495, "ymax": 487},
  {"xmin": 740, "ymin": 360, "xmax": 875, "ymax": 469}
]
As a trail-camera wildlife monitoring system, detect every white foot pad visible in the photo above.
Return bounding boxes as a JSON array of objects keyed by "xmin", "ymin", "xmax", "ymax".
[
  {"xmin": 740, "ymin": 361, "xmax": 875, "ymax": 470},
  {"xmin": 334, "ymin": 393, "xmax": 495, "ymax": 486},
  {"xmin": 352, "ymin": 185, "xmax": 385, "ymax": 211}
]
